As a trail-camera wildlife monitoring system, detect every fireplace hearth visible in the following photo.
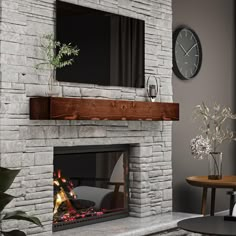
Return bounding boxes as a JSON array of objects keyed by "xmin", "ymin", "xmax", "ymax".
[{"xmin": 53, "ymin": 145, "xmax": 129, "ymax": 231}]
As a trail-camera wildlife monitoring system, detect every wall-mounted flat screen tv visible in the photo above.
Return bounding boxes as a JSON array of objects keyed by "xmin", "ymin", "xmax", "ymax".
[{"xmin": 56, "ymin": 1, "xmax": 145, "ymax": 88}]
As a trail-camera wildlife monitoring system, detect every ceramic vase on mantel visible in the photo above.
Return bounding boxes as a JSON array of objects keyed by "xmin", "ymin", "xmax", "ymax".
[{"xmin": 208, "ymin": 152, "xmax": 223, "ymax": 180}]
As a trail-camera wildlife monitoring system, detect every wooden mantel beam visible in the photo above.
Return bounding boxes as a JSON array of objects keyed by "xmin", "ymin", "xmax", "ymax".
[{"xmin": 30, "ymin": 97, "xmax": 179, "ymax": 121}]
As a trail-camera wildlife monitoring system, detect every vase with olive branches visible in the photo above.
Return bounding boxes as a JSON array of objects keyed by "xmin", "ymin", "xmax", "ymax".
[
  {"xmin": 191, "ymin": 102, "xmax": 236, "ymax": 179},
  {"xmin": 36, "ymin": 34, "xmax": 80, "ymax": 96}
]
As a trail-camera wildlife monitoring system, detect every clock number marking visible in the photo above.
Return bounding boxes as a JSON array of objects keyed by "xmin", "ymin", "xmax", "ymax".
[{"xmin": 184, "ymin": 30, "xmax": 187, "ymax": 37}]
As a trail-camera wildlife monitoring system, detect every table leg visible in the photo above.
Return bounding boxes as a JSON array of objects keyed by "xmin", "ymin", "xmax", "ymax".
[
  {"xmin": 229, "ymin": 189, "xmax": 236, "ymax": 216},
  {"xmin": 201, "ymin": 187, "xmax": 208, "ymax": 215},
  {"xmin": 211, "ymin": 188, "xmax": 216, "ymax": 216}
]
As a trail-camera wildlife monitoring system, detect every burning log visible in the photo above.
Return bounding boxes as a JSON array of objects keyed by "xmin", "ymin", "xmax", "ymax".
[
  {"xmin": 53, "ymin": 170, "xmax": 76, "ymax": 215},
  {"xmin": 53, "ymin": 170, "xmax": 104, "ymax": 224}
]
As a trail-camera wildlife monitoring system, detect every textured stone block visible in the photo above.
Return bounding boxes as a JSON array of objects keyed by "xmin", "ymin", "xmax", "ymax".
[
  {"xmin": 163, "ymin": 189, "xmax": 172, "ymax": 200},
  {"xmin": 164, "ymin": 151, "xmax": 172, "ymax": 160},
  {"xmin": 149, "ymin": 170, "xmax": 163, "ymax": 178},
  {"xmin": 153, "ymin": 144, "xmax": 163, "ymax": 152},
  {"xmin": 29, "ymin": 166, "xmax": 53, "ymax": 175},
  {"xmin": 78, "ymin": 126, "xmax": 106, "ymax": 137},
  {"xmin": 158, "ymin": 181, "xmax": 172, "ymax": 190},
  {"xmin": 133, "ymin": 172, "xmax": 149, "ymax": 181},
  {"xmin": 1, "ymin": 153, "xmax": 22, "ymax": 168},
  {"xmin": 25, "ymin": 84, "xmax": 62, "ymax": 97},
  {"xmin": 36, "ymin": 202, "xmax": 54, "ymax": 210},
  {"xmin": 59, "ymin": 126, "xmax": 78, "ymax": 138},
  {"xmin": 26, "ymin": 191, "xmax": 52, "ymax": 200},
  {"xmin": 130, "ymin": 146, "xmax": 153, "ymax": 157},
  {"xmin": 63, "ymin": 86, "xmax": 81, "ymax": 97},
  {"xmin": 161, "ymin": 200, "xmax": 172, "ymax": 208},
  {"xmin": 0, "ymin": 131, "xmax": 19, "ymax": 140},
  {"xmin": 20, "ymin": 126, "xmax": 59, "ymax": 140},
  {"xmin": 35, "ymin": 152, "xmax": 53, "ymax": 165},
  {"xmin": 163, "ymin": 169, "xmax": 172, "ymax": 176},
  {"xmin": 81, "ymin": 88, "xmax": 121, "ymax": 99},
  {"xmin": 1, "ymin": 141, "xmax": 25, "ymax": 153}
]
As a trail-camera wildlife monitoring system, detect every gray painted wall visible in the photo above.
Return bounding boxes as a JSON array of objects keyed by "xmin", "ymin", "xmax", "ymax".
[{"xmin": 173, "ymin": 0, "xmax": 236, "ymax": 213}]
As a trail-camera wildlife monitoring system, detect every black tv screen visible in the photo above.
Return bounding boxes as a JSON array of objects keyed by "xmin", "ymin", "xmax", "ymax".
[{"xmin": 56, "ymin": 1, "xmax": 145, "ymax": 88}]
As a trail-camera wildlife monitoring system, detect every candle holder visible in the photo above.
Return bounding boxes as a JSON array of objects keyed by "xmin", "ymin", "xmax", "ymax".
[{"xmin": 146, "ymin": 75, "xmax": 158, "ymax": 102}]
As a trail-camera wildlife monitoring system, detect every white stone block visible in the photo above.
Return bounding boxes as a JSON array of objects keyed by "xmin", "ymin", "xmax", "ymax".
[
  {"xmin": 78, "ymin": 126, "xmax": 106, "ymax": 137},
  {"xmin": 63, "ymin": 86, "xmax": 81, "ymax": 97},
  {"xmin": 35, "ymin": 152, "xmax": 53, "ymax": 165},
  {"xmin": 1, "ymin": 153, "xmax": 22, "ymax": 168},
  {"xmin": 130, "ymin": 146, "xmax": 152, "ymax": 157},
  {"xmin": 29, "ymin": 166, "xmax": 53, "ymax": 175},
  {"xmin": 1, "ymin": 141, "xmax": 25, "ymax": 153},
  {"xmin": 163, "ymin": 189, "xmax": 172, "ymax": 200},
  {"xmin": 59, "ymin": 126, "xmax": 78, "ymax": 138}
]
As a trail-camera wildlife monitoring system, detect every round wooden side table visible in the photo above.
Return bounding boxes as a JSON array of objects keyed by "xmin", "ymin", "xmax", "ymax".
[{"xmin": 186, "ymin": 176, "xmax": 236, "ymax": 216}]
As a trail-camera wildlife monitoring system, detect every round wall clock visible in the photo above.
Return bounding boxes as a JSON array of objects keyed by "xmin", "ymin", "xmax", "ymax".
[{"xmin": 173, "ymin": 27, "xmax": 202, "ymax": 80}]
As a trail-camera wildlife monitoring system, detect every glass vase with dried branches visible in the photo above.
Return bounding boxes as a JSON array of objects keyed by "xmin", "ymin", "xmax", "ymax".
[{"xmin": 191, "ymin": 102, "xmax": 236, "ymax": 179}]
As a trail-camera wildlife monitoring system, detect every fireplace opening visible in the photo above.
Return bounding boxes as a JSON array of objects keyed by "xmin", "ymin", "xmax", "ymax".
[{"xmin": 53, "ymin": 145, "xmax": 129, "ymax": 232}]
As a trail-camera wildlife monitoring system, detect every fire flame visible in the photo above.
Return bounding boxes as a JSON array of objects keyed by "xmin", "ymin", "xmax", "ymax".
[
  {"xmin": 53, "ymin": 170, "xmax": 76, "ymax": 215},
  {"xmin": 53, "ymin": 169, "xmax": 105, "ymax": 224}
]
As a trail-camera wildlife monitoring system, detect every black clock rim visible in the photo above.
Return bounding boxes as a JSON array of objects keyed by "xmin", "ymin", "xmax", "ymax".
[{"xmin": 173, "ymin": 26, "xmax": 202, "ymax": 80}]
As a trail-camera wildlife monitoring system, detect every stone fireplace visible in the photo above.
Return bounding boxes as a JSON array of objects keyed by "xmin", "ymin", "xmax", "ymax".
[
  {"xmin": 53, "ymin": 144, "xmax": 129, "ymax": 231},
  {"xmin": 0, "ymin": 0, "xmax": 173, "ymax": 235}
]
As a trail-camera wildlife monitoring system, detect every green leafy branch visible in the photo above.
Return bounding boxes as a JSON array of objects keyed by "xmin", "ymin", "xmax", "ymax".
[
  {"xmin": 36, "ymin": 34, "xmax": 80, "ymax": 71},
  {"xmin": 0, "ymin": 167, "xmax": 42, "ymax": 236}
]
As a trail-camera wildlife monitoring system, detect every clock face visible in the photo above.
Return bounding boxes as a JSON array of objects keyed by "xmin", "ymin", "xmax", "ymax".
[{"xmin": 173, "ymin": 27, "xmax": 202, "ymax": 80}]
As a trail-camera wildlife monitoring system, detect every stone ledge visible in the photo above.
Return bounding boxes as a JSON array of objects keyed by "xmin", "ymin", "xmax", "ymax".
[{"xmin": 53, "ymin": 212, "xmax": 200, "ymax": 236}]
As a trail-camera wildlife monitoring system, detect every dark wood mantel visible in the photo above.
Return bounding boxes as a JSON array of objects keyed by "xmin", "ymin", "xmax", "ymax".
[{"xmin": 30, "ymin": 97, "xmax": 179, "ymax": 121}]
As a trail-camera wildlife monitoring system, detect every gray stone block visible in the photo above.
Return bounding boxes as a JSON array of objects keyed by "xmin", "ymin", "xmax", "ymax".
[
  {"xmin": 59, "ymin": 126, "xmax": 78, "ymax": 138},
  {"xmin": 133, "ymin": 172, "xmax": 149, "ymax": 181},
  {"xmin": 20, "ymin": 126, "xmax": 59, "ymax": 140},
  {"xmin": 63, "ymin": 86, "xmax": 81, "ymax": 97},
  {"xmin": 35, "ymin": 152, "xmax": 53, "ymax": 165},
  {"xmin": 130, "ymin": 145, "xmax": 153, "ymax": 157},
  {"xmin": 163, "ymin": 189, "xmax": 172, "ymax": 200},
  {"xmin": 1, "ymin": 141, "xmax": 25, "ymax": 153},
  {"xmin": 1, "ymin": 153, "xmax": 22, "ymax": 168},
  {"xmin": 81, "ymin": 88, "xmax": 121, "ymax": 99},
  {"xmin": 78, "ymin": 126, "xmax": 106, "ymax": 137},
  {"xmin": 29, "ymin": 166, "xmax": 53, "ymax": 175}
]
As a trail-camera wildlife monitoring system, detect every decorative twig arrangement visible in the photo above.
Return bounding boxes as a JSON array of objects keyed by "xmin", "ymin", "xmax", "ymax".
[
  {"xmin": 36, "ymin": 34, "xmax": 80, "ymax": 94},
  {"xmin": 190, "ymin": 102, "xmax": 236, "ymax": 178}
]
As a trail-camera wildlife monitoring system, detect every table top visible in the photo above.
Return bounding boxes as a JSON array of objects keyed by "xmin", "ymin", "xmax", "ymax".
[
  {"xmin": 186, "ymin": 176, "xmax": 236, "ymax": 189},
  {"xmin": 178, "ymin": 216, "xmax": 236, "ymax": 236}
]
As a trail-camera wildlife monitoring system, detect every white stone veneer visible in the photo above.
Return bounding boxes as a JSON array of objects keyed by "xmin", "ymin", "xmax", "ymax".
[{"xmin": 0, "ymin": 0, "xmax": 173, "ymax": 235}]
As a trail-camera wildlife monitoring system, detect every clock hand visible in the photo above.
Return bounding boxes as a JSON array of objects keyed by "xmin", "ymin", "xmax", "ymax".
[
  {"xmin": 185, "ymin": 43, "xmax": 197, "ymax": 56},
  {"xmin": 178, "ymin": 43, "xmax": 188, "ymax": 54}
]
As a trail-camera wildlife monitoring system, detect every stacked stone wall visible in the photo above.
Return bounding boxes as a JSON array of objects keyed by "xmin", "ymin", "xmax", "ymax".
[{"xmin": 0, "ymin": 0, "xmax": 173, "ymax": 235}]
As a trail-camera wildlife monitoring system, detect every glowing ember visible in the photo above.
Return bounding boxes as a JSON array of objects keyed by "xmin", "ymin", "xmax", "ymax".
[{"xmin": 54, "ymin": 208, "xmax": 105, "ymax": 223}]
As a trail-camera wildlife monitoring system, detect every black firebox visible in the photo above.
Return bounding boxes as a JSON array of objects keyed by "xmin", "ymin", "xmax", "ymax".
[{"xmin": 53, "ymin": 145, "xmax": 129, "ymax": 232}]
